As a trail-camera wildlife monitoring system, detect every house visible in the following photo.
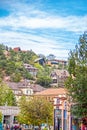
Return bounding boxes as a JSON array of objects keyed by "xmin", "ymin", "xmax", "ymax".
[
  {"xmin": 6, "ymin": 80, "xmax": 33, "ymax": 102},
  {"xmin": 30, "ymin": 84, "xmax": 46, "ymax": 93},
  {"xmin": 24, "ymin": 63, "xmax": 38, "ymax": 77},
  {"xmin": 6, "ymin": 82, "xmax": 23, "ymax": 102},
  {"xmin": 46, "ymin": 59, "xmax": 67, "ymax": 68},
  {"xmin": 34, "ymin": 58, "xmax": 46, "ymax": 66},
  {"xmin": 6, "ymin": 80, "xmax": 45, "ymax": 102},
  {"xmin": 50, "ymin": 69, "xmax": 69, "ymax": 87},
  {"xmin": 47, "ymin": 60, "xmax": 59, "ymax": 68},
  {"xmin": 13, "ymin": 47, "xmax": 21, "ymax": 52}
]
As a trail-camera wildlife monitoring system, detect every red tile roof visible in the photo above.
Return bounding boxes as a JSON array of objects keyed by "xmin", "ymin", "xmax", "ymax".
[
  {"xmin": 35, "ymin": 88, "xmax": 66, "ymax": 95},
  {"xmin": 13, "ymin": 47, "xmax": 21, "ymax": 52}
]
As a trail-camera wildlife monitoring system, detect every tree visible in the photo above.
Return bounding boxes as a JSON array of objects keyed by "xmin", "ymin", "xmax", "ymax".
[
  {"xmin": 18, "ymin": 97, "xmax": 53, "ymax": 128},
  {"xmin": 65, "ymin": 31, "xmax": 87, "ymax": 125},
  {"xmin": 36, "ymin": 76, "xmax": 52, "ymax": 87},
  {"xmin": 0, "ymin": 80, "xmax": 17, "ymax": 106},
  {"xmin": 0, "ymin": 111, "xmax": 3, "ymax": 130},
  {"xmin": 11, "ymin": 72, "xmax": 22, "ymax": 82},
  {"xmin": 36, "ymin": 66, "xmax": 52, "ymax": 87},
  {"xmin": 0, "ymin": 111, "xmax": 2, "ymax": 123}
]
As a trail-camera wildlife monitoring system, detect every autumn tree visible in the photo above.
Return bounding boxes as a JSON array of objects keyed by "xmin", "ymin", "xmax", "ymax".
[
  {"xmin": 65, "ymin": 31, "xmax": 87, "ymax": 125},
  {"xmin": 18, "ymin": 97, "xmax": 53, "ymax": 128}
]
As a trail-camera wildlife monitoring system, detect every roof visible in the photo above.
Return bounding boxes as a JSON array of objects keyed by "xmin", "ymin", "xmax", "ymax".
[
  {"xmin": 24, "ymin": 63, "xmax": 38, "ymax": 70},
  {"xmin": 35, "ymin": 88, "xmax": 66, "ymax": 96},
  {"xmin": 13, "ymin": 47, "xmax": 21, "ymax": 52},
  {"xmin": 51, "ymin": 69, "xmax": 69, "ymax": 77},
  {"xmin": 30, "ymin": 84, "xmax": 46, "ymax": 92},
  {"xmin": 5, "ymin": 81, "xmax": 45, "ymax": 92},
  {"xmin": 51, "ymin": 61, "xmax": 58, "ymax": 64},
  {"xmin": 6, "ymin": 82, "xmax": 19, "ymax": 90},
  {"xmin": 34, "ymin": 57, "xmax": 44, "ymax": 62}
]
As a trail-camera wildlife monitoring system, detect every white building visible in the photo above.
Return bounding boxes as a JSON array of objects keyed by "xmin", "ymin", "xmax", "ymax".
[{"xmin": 0, "ymin": 106, "xmax": 19, "ymax": 127}]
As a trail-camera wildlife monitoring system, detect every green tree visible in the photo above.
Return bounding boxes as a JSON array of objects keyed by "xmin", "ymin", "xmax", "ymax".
[
  {"xmin": 0, "ymin": 44, "xmax": 39, "ymax": 81},
  {"xmin": 36, "ymin": 76, "xmax": 52, "ymax": 87},
  {"xmin": 5, "ymin": 61, "xmax": 16, "ymax": 75},
  {"xmin": 11, "ymin": 72, "xmax": 22, "ymax": 82},
  {"xmin": 17, "ymin": 95, "xmax": 27, "ymax": 124},
  {"xmin": 36, "ymin": 66, "xmax": 52, "ymax": 87},
  {"xmin": 0, "ymin": 111, "xmax": 2, "ymax": 123},
  {"xmin": 65, "ymin": 32, "xmax": 87, "ymax": 124},
  {"xmin": 18, "ymin": 97, "xmax": 53, "ymax": 128},
  {"xmin": 0, "ymin": 80, "xmax": 17, "ymax": 106}
]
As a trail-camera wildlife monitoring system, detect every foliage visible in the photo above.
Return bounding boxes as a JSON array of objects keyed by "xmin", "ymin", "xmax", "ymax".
[
  {"xmin": 0, "ymin": 111, "xmax": 2, "ymax": 123},
  {"xmin": 0, "ymin": 44, "xmax": 38, "ymax": 82},
  {"xmin": 65, "ymin": 31, "xmax": 87, "ymax": 120},
  {"xmin": 36, "ymin": 76, "xmax": 52, "ymax": 87},
  {"xmin": 22, "ymin": 68, "xmax": 34, "ymax": 80},
  {"xmin": 36, "ymin": 66, "xmax": 52, "ymax": 87},
  {"xmin": 0, "ymin": 80, "xmax": 17, "ymax": 106},
  {"xmin": 17, "ymin": 95, "xmax": 28, "ymax": 124},
  {"xmin": 10, "ymin": 72, "xmax": 22, "ymax": 82},
  {"xmin": 19, "ymin": 50, "xmax": 38, "ymax": 64},
  {"xmin": 18, "ymin": 97, "xmax": 53, "ymax": 126},
  {"xmin": 34, "ymin": 63, "xmax": 44, "ymax": 71}
]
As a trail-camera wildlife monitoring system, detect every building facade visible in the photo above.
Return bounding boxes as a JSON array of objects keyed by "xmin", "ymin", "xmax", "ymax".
[
  {"xmin": 0, "ymin": 106, "xmax": 19, "ymax": 127},
  {"xmin": 0, "ymin": 88, "xmax": 81, "ymax": 130},
  {"xmin": 34, "ymin": 88, "xmax": 71, "ymax": 130}
]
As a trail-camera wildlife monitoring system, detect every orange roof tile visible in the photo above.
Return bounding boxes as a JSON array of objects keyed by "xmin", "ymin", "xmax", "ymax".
[{"xmin": 35, "ymin": 88, "xmax": 66, "ymax": 96}]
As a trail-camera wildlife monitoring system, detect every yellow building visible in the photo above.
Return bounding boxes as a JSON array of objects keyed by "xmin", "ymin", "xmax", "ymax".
[{"xmin": 34, "ymin": 88, "xmax": 71, "ymax": 130}]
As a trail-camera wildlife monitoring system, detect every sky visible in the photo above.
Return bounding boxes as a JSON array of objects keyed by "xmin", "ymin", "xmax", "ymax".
[{"xmin": 0, "ymin": 0, "xmax": 87, "ymax": 60}]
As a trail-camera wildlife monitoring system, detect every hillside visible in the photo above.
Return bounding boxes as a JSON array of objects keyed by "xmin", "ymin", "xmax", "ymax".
[
  {"xmin": 0, "ymin": 44, "xmax": 53, "ymax": 88},
  {"xmin": 0, "ymin": 44, "xmax": 68, "ymax": 88},
  {"xmin": 0, "ymin": 44, "xmax": 39, "ymax": 81}
]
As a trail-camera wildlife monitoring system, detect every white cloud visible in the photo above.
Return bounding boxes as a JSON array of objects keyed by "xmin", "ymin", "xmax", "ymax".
[
  {"xmin": 0, "ymin": 13, "xmax": 87, "ymax": 33},
  {"xmin": 0, "ymin": 30, "xmax": 69, "ymax": 59},
  {"xmin": 0, "ymin": 0, "xmax": 86, "ymax": 60}
]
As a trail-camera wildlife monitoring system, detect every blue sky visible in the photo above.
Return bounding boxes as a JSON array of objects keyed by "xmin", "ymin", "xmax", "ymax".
[{"xmin": 0, "ymin": 0, "xmax": 87, "ymax": 60}]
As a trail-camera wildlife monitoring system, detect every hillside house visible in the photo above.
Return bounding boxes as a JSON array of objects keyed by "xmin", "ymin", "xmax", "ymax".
[
  {"xmin": 50, "ymin": 69, "xmax": 69, "ymax": 87},
  {"xmin": 6, "ymin": 80, "xmax": 45, "ymax": 102},
  {"xmin": 47, "ymin": 59, "xmax": 67, "ymax": 68},
  {"xmin": 24, "ymin": 63, "xmax": 38, "ymax": 77},
  {"xmin": 34, "ymin": 58, "xmax": 46, "ymax": 66},
  {"xmin": 13, "ymin": 47, "xmax": 21, "ymax": 52}
]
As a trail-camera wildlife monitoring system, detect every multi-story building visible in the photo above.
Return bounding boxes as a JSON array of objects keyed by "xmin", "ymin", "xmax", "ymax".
[
  {"xmin": 6, "ymin": 80, "xmax": 46, "ymax": 102},
  {"xmin": 34, "ymin": 88, "xmax": 70, "ymax": 130},
  {"xmin": 34, "ymin": 88, "xmax": 80, "ymax": 130},
  {"xmin": 0, "ymin": 87, "xmax": 80, "ymax": 130}
]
